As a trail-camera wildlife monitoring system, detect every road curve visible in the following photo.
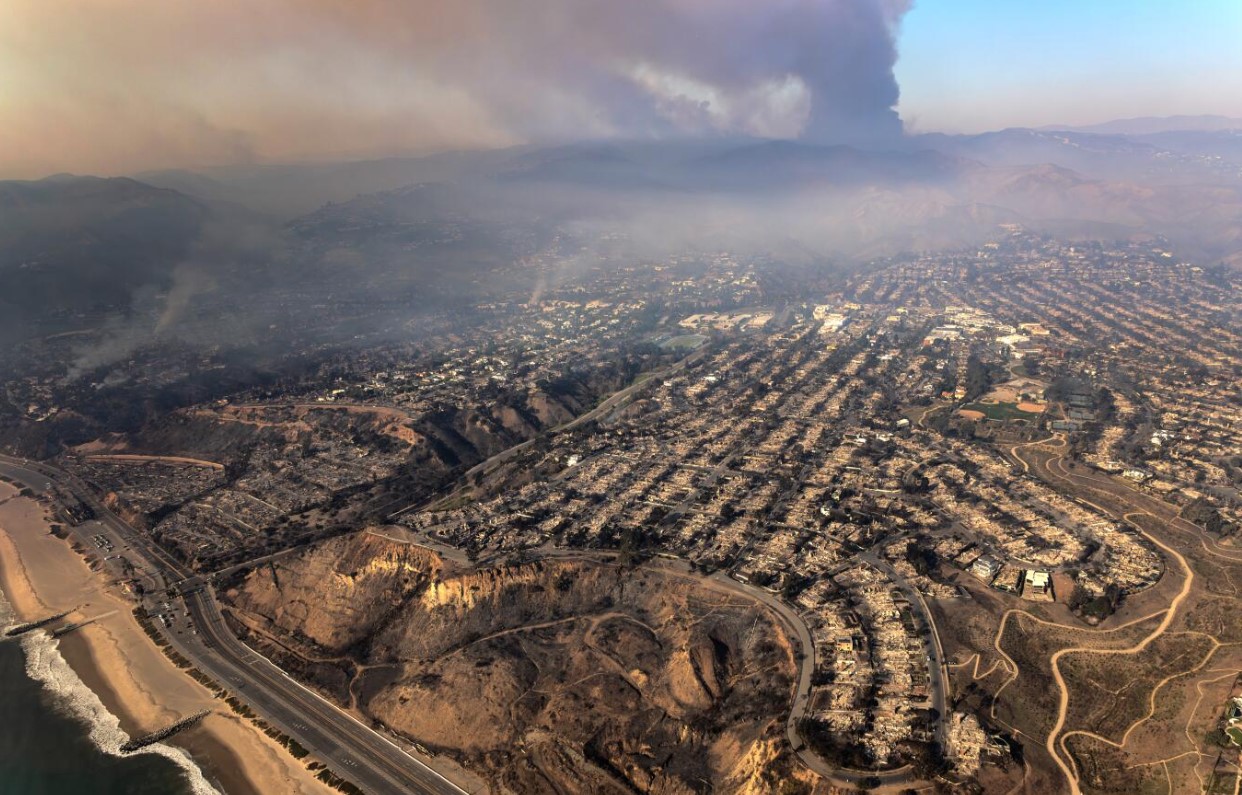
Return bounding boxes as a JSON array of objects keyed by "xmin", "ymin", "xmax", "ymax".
[
  {"xmin": 1010, "ymin": 446, "xmax": 1204, "ymax": 795},
  {"xmin": 0, "ymin": 454, "xmax": 465, "ymax": 795},
  {"xmin": 397, "ymin": 346, "xmax": 709, "ymax": 517},
  {"xmin": 653, "ymin": 556, "xmax": 927, "ymax": 789},
  {"xmin": 1041, "ymin": 508, "xmax": 1195, "ymax": 795},
  {"xmin": 4, "ymin": 450, "xmax": 938, "ymax": 791}
]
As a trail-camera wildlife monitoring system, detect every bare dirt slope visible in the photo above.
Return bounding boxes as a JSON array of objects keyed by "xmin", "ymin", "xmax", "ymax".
[{"xmin": 223, "ymin": 532, "xmax": 803, "ymax": 794}]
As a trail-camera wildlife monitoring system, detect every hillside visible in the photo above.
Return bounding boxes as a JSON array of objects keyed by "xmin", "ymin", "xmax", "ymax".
[
  {"xmin": 223, "ymin": 533, "xmax": 802, "ymax": 793},
  {"xmin": 0, "ymin": 176, "xmax": 207, "ymax": 340}
]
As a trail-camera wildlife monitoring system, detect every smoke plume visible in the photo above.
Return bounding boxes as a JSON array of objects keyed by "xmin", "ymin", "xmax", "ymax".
[{"xmin": 0, "ymin": 0, "xmax": 910, "ymax": 177}]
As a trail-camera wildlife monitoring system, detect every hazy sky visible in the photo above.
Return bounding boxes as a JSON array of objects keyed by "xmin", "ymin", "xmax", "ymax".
[
  {"xmin": 897, "ymin": 0, "xmax": 1242, "ymax": 132},
  {"xmin": 1, "ymin": 0, "xmax": 1240, "ymax": 178}
]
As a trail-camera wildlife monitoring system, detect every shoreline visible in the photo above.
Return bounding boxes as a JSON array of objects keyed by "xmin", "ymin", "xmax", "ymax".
[{"xmin": 0, "ymin": 481, "xmax": 332, "ymax": 795}]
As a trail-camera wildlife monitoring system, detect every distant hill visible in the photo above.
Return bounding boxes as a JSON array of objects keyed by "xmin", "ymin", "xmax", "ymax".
[
  {"xmin": 683, "ymin": 140, "xmax": 976, "ymax": 190},
  {"xmin": 137, "ymin": 148, "xmax": 529, "ymax": 219},
  {"xmin": 1041, "ymin": 115, "xmax": 1242, "ymax": 135},
  {"xmin": 32, "ymin": 131, "xmax": 1237, "ymax": 341},
  {"xmin": 0, "ymin": 176, "xmax": 208, "ymax": 340},
  {"xmin": 917, "ymin": 128, "xmax": 1165, "ymax": 175},
  {"xmin": 912, "ymin": 126, "xmax": 1242, "ymax": 185},
  {"xmin": 276, "ymin": 137, "xmax": 1242, "ymax": 267},
  {"xmin": 1129, "ymin": 129, "xmax": 1242, "ymax": 164},
  {"xmin": 495, "ymin": 143, "xmax": 671, "ymax": 191},
  {"xmin": 135, "ymin": 138, "xmax": 984, "ymax": 217}
]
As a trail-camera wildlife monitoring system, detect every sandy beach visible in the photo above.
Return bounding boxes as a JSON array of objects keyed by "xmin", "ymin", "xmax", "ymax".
[{"xmin": 0, "ymin": 481, "xmax": 332, "ymax": 795}]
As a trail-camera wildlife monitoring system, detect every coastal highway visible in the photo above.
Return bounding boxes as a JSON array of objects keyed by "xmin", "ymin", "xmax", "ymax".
[
  {"xmin": 179, "ymin": 584, "xmax": 466, "ymax": 795},
  {"xmin": 2, "ymin": 450, "xmax": 942, "ymax": 790},
  {"xmin": 0, "ymin": 454, "xmax": 466, "ymax": 795}
]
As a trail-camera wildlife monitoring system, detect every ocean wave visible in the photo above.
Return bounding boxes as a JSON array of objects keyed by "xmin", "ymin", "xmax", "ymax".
[{"xmin": 3, "ymin": 590, "xmax": 220, "ymax": 795}]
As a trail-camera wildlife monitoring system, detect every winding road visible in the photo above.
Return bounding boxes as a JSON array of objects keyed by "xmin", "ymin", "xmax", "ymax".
[
  {"xmin": 1042, "ymin": 510, "xmax": 1195, "ymax": 795},
  {"xmin": 3, "ymin": 383, "xmax": 950, "ymax": 794},
  {"xmin": 1007, "ymin": 441, "xmax": 1227, "ymax": 795},
  {"xmin": 0, "ymin": 454, "xmax": 467, "ymax": 795}
]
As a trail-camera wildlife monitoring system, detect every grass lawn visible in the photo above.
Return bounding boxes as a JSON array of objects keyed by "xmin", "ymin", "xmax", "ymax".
[
  {"xmin": 659, "ymin": 334, "xmax": 708, "ymax": 351},
  {"xmin": 960, "ymin": 401, "xmax": 1042, "ymax": 422}
]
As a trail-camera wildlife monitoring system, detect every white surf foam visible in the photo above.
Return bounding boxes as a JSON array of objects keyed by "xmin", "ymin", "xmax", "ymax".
[{"xmin": 0, "ymin": 590, "xmax": 220, "ymax": 795}]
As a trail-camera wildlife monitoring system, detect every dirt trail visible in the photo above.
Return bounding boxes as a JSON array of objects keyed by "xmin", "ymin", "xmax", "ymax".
[
  {"xmin": 84, "ymin": 453, "xmax": 225, "ymax": 470},
  {"xmin": 1058, "ymin": 643, "xmax": 1234, "ymax": 756},
  {"xmin": 998, "ymin": 444, "xmax": 1220, "ymax": 794},
  {"xmin": 1030, "ymin": 505, "xmax": 1194, "ymax": 794}
]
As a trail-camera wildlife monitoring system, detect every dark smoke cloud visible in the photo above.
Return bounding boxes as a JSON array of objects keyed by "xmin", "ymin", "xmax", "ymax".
[
  {"xmin": 1, "ymin": 0, "xmax": 910, "ymax": 177},
  {"xmin": 328, "ymin": 0, "xmax": 912, "ymax": 144}
]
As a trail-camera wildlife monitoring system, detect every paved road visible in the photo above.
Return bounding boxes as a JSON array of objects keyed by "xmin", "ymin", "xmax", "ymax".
[
  {"xmin": 180, "ymin": 585, "xmax": 466, "ymax": 795},
  {"xmin": 523, "ymin": 549, "xmax": 927, "ymax": 789},
  {"xmin": 559, "ymin": 345, "xmax": 708, "ymax": 432},
  {"xmin": 392, "ymin": 345, "xmax": 709, "ymax": 518},
  {"xmin": 0, "ymin": 454, "xmax": 465, "ymax": 795},
  {"xmin": 700, "ymin": 560, "xmax": 923, "ymax": 789},
  {"xmin": 3, "ymin": 450, "xmax": 938, "ymax": 790},
  {"xmin": 1045, "ymin": 457, "xmax": 1242, "ymax": 557},
  {"xmin": 862, "ymin": 552, "xmax": 950, "ymax": 751},
  {"xmin": 1008, "ymin": 444, "xmax": 1216, "ymax": 795},
  {"xmin": 1011, "ymin": 441, "xmax": 1242, "ymax": 563}
]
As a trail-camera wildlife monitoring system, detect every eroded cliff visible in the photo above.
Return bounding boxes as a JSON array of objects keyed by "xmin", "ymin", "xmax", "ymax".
[{"xmin": 223, "ymin": 532, "xmax": 800, "ymax": 794}]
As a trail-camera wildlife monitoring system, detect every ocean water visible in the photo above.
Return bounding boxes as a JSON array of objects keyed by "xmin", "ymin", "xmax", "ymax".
[{"xmin": 0, "ymin": 591, "xmax": 216, "ymax": 795}]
